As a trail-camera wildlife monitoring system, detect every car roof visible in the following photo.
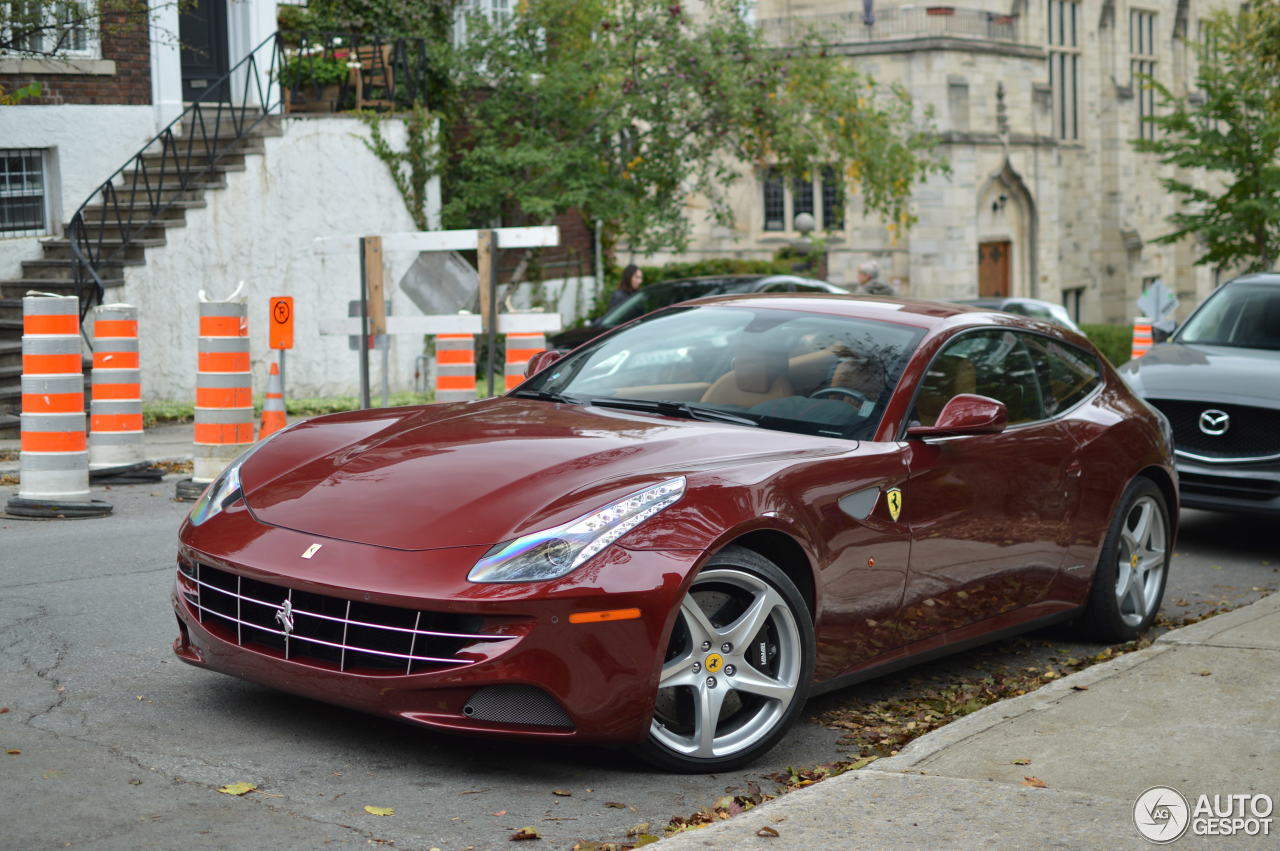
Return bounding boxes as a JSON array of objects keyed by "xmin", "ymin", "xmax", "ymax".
[
  {"xmin": 1227, "ymin": 273, "xmax": 1280, "ymax": 286},
  {"xmin": 678, "ymin": 292, "xmax": 1001, "ymax": 332}
]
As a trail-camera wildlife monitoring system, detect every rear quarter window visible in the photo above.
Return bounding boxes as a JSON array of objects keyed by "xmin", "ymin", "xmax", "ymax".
[{"xmin": 1022, "ymin": 334, "xmax": 1102, "ymax": 416}]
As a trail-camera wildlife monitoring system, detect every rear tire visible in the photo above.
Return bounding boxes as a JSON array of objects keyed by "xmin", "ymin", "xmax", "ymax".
[
  {"xmin": 1079, "ymin": 478, "xmax": 1171, "ymax": 642},
  {"xmin": 632, "ymin": 546, "xmax": 814, "ymax": 773}
]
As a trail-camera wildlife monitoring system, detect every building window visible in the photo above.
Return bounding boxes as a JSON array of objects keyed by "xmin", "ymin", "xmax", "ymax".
[
  {"xmin": 1, "ymin": 149, "xmax": 49, "ymax": 237},
  {"xmin": 1062, "ymin": 286, "xmax": 1085, "ymax": 324},
  {"xmin": 453, "ymin": 0, "xmax": 513, "ymax": 45},
  {"xmin": 761, "ymin": 167, "xmax": 845, "ymax": 232},
  {"xmin": 1047, "ymin": 0, "xmax": 1080, "ymax": 141},
  {"xmin": 1131, "ymin": 9, "xmax": 1158, "ymax": 140},
  {"xmin": 2, "ymin": 1, "xmax": 97, "ymax": 57}
]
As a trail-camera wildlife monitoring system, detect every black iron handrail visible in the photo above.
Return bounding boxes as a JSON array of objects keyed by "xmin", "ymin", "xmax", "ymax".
[
  {"xmin": 66, "ymin": 31, "xmax": 433, "ymax": 323},
  {"xmin": 67, "ymin": 32, "xmax": 286, "ymax": 320}
]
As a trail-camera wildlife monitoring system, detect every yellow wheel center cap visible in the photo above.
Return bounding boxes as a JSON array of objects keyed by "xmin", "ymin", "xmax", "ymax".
[
  {"xmin": 1131, "ymin": 553, "xmax": 1139, "ymax": 569},
  {"xmin": 704, "ymin": 653, "xmax": 724, "ymax": 673}
]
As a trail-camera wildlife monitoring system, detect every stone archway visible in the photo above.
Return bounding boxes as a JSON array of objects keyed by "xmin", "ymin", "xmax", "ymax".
[{"xmin": 976, "ymin": 157, "xmax": 1038, "ymax": 298}]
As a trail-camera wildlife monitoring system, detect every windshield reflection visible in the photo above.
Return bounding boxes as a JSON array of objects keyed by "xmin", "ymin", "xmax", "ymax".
[{"xmin": 523, "ymin": 306, "xmax": 924, "ymax": 441}]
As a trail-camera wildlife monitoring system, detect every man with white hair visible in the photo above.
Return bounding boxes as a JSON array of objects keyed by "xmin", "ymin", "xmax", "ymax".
[{"xmin": 855, "ymin": 261, "xmax": 895, "ymax": 295}]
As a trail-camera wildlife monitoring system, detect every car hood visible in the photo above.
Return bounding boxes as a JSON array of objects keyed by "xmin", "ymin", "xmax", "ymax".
[
  {"xmin": 1120, "ymin": 342, "xmax": 1280, "ymax": 407},
  {"xmin": 241, "ymin": 398, "xmax": 846, "ymax": 551}
]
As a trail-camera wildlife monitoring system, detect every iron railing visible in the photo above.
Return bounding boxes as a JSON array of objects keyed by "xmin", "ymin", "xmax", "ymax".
[
  {"xmin": 66, "ymin": 31, "xmax": 432, "ymax": 321},
  {"xmin": 67, "ymin": 32, "xmax": 286, "ymax": 320},
  {"xmin": 759, "ymin": 7, "xmax": 1023, "ymax": 47}
]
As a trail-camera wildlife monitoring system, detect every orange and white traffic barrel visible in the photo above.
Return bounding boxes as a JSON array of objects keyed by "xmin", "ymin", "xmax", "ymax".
[
  {"xmin": 5, "ymin": 293, "xmax": 111, "ymax": 518},
  {"xmin": 504, "ymin": 332, "xmax": 546, "ymax": 391},
  {"xmin": 175, "ymin": 298, "xmax": 254, "ymax": 500},
  {"xmin": 1131, "ymin": 316, "xmax": 1154, "ymax": 359},
  {"xmin": 88, "ymin": 304, "xmax": 145, "ymax": 470},
  {"xmin": 259, "ymin": 361, "xmax": 286, "ymax": 439},
  {"xmin": 435, "ymin": 333, "xmax": 476, "ymax": 402}
]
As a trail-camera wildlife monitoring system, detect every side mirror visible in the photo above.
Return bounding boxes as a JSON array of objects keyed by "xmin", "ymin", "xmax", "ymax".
[
  {"xmin": 1151, "ymin": 326, "xmax": 1172, "ymax": 344},
  {"xmin": 907, "ymin": 394, "xmax": 1008, "ymax": 439},
  {"xmin": 524, "ymin": 349, "xmax": 566, "ymax": 378}
]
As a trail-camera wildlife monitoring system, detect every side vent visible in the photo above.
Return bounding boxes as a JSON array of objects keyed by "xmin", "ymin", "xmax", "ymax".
[{"xmin": 463, "ymin": 685, "xmax": 573, "ymax": 729}]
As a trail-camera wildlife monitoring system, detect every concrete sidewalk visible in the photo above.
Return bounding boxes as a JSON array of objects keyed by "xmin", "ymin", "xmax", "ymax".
[{"xmin": 663, "ymin": 593, "xmax": 1280, "ymax": 849}]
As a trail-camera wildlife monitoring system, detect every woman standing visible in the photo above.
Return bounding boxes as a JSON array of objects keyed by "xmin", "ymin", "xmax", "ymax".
[{"xmin": 608, "ymin": 264, "xmax": 643, "ymax": 311}]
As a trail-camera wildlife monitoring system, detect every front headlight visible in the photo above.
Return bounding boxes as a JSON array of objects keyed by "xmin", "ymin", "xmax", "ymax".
[
  {"xmin": 187, "ymin": 426, "xmax": 293, "ymax": 526},
  {"xmin": 468, "ymin": 477, "xmax": 687, "ymax": 583}
]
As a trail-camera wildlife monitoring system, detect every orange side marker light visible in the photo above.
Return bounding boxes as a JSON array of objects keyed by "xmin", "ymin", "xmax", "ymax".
[{"xmin": 568, "ymin": 608, "xmax": 642, "ymax": 625}]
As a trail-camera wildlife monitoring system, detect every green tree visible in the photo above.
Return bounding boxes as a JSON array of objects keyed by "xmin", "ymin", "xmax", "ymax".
[
  {"xmin": 1134, "ymin": 1, "xmax": 1280, "ymax": 272},
  {"xmin": 440, "ymin": 0, "xmax": 946, "ymax": 255}
]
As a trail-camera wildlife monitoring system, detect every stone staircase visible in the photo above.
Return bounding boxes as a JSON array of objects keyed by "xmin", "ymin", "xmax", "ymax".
[{"xmin": 0, "ymin": 116, "xmax": 278, "ymax": 437}]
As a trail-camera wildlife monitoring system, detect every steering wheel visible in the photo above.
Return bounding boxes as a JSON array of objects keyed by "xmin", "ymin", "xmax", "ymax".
[{"xmin": 809, "ymin": 387, "xmax": 871, "ymax": 407}]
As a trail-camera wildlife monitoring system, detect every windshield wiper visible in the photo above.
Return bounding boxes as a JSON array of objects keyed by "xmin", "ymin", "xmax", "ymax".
[
  {"xmin": 510, "ymin": 388, "xmax": 581, "ymax": 404},
  {"xmin": 588, "ymin": 397, "xmax": 759, "ymax": 427}
]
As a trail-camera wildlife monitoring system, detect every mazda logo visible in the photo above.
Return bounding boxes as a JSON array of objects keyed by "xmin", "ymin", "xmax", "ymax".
[{"xmin": 1198, "ymin": 409, "xmax": 1230, "ymax": 436}]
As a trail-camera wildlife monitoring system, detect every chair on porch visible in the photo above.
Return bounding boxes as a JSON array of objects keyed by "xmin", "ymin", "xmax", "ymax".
[{"xmin": 351, "ymin": 44, "xmax": 394, "ymax": 111}]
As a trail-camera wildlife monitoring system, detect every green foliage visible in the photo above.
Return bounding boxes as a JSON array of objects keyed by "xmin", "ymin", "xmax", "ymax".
[
  {"xmin": 439, "ymin": 0, "xmax": 947, "ymax": 253},
  {"xmin": 0, "ymin": 81, "xmax": 41, "ymax": 104},
  {"xmin": 639, "ymin": 257, "xmax": 800, "ymax": 286},
  {"xmin": 1132, "ymin": 1, "xmax": 1280, "ymax": 272},
  {"xmin": 361, "ymin": 103, "xmax": 441, "ymax": 230},
  {"xmin": 1081, "ymin": 324, "xmax": 1133, "ymax": 368},
  {"xmin": 278, "ymin": 51, "xmax": 351, "ymax": 88},
  {"xmin": 300, "ymin": 0, "xmax": 456, "ymax": 37},
  {"xmin": 142, "ymin": 400, "xmax": 194, "ymax": 428}
]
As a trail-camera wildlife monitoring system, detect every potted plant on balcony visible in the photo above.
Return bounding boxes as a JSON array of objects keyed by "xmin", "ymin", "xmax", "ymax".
[{"xmin": 279, "ymin": 49, "xmax": 352, "ymax": 113}]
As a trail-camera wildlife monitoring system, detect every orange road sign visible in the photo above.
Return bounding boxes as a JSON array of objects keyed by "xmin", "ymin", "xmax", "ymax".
[{"xmin": 269, "ymin": 297, "xmax": 294, "ymax": 350}]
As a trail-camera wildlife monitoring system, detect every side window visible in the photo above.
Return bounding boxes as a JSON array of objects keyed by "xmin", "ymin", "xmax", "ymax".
[
  {"xmin": 1022, "ymin": 334, "xmax": 1102, "ymax": 416},
  {"xmin": 794, "ymin": 283, "xmax": 833, "ymax": 293},
  {"xmin": 914, "ymin": 330, "xmax": 1045, "ymax": 426},
  {"xmin": 759, "ymin": 282, "xmax": 794, "ymax": 293}
]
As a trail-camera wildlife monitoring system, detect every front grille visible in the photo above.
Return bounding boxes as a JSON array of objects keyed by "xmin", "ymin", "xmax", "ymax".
[
  {"xmin": 178, "ymin": 562, "xmax": 515, "ymax": 675},
  {"xmin": 1147, "ymin": 399, "xmax": 1280, "ymax": 461}
]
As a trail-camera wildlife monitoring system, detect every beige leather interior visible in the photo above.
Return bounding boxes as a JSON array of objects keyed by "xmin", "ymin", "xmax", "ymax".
[
  {"xmin": 701, "ymin": 344, "xmax": 795, "ymax": 407},
  {"xmin": 915, "ymin": 354, "xmax": 977, "ymax": 425}
]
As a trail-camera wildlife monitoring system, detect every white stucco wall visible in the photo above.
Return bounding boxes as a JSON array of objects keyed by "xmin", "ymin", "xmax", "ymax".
[
  {"xmin": 0, "ymin": 105, "xmax": 160, "ymax": 279},
  {"xmin": 120, "ymin": 115, "xmax": 436, "ymax": 402}
]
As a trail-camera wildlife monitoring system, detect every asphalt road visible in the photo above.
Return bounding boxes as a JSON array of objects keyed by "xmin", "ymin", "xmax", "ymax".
[{"xmin": 0, "ymin": 482, "xmax": 1274, "ymax": 850}]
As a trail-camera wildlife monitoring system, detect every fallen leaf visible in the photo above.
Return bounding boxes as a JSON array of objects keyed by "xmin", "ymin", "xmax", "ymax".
[
  {"xmin": 1070, "ymin": 685, "xmax": 1089, "ymax": 691},
  {"xmin": 1023, "ymin": 776, "xmax": 1048, "ymax": 788},
  {"xmin": 6, "ymin": 749, "xmax": 21, "ymax": 755},
  {"xmin": 1193, "ymin": 671, "xmax": 1212, "ymax": 677},
  {"xmin": 0, "ymin": 707, "xmax": 9, "ymax": 713},
  {"xmin": 364, "ymin": 805, "xmax": 394, "ymax": 817},
  {"xmin": 510, "ymin": 826, "xmax": 540, "ymax": 841},
  {"xmin": 627, "ymin": 823, "xmax": 653, "ymax": 836},
  {"xmin": 491, "ymin": 810, "xmax": 508, "ymax": 817},
  {"xmin": 633, "ymin": 836, "xmax": 660, "ymax": 847},
  {"xmin": 604, "ymin": 801, "xmax": 627, "ymax": 808},
  {"xmin": 217, "ymin": 782, "xmax": 256, "ymax": 796},
  {"xmin": 128, "ymin": 778, "xmax": 143, "ymax": 785},
  {"xmin": 1012, "ymin": 758, "xmax": 1031, "ymax": 766},
  {"xmin": 757, "ymin": 826, "xmax": 780, "ymax": 837},
  {"xmin": 552, "ymin": 788, "xmax": 572, "ymax": 797}
]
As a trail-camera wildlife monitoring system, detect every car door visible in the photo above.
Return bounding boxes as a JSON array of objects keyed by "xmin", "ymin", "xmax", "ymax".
[{"xmin": 896, "ymin": 329, "xmax": 1078, "ymax": 641}]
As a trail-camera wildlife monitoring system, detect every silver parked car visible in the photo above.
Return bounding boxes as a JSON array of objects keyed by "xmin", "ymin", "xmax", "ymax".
[{"xmin": 1119, "ymin": 274, "xmax": 1280, "ymax": 515}]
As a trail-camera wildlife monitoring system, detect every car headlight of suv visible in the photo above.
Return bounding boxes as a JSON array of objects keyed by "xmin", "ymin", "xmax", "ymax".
[{"xmin": 468, "ymin": 477, "xmax": 687, "ymax": 583}]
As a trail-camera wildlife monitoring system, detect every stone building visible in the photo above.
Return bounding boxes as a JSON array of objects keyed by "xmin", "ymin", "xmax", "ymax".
[{"xmin": 645, "ymin": 0, "xmax": 1242, "ymax": 324}]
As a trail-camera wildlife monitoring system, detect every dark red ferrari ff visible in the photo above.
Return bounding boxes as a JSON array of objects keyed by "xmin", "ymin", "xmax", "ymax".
[{"xmin": 173, "ymin": 295, "xmax": 1176, "ymax": 772}]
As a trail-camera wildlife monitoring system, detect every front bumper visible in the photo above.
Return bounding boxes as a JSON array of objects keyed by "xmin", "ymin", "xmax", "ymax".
[
  {"xmin": 1175, "ymin": 455, "xmax": 1280, "ymax": 516},
  {"xmin": 173, "ymin": 501, "xmax": 695, "ymax": 743}
]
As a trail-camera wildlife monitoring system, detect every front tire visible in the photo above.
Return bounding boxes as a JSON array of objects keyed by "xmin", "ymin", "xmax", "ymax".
[
  {"xmin": 632, "ymin": 546, "xmax": 815, "ymax": 773},
  {"xmin": 1079, "ymin": 478, "xmax": 1171, "ymax": 642}
]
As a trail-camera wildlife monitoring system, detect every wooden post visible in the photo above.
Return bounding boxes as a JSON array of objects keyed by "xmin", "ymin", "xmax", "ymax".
[
  {"xmin": 365, "ymin": 236, "xmax": 386, "ymax": 336},
  {"xmin": 476, "ymin": 229, "xmax": 497, "ymax": 397},
  {"xmin": 358, "ymin": 236, "xmax": 385, "ymax": 410}
]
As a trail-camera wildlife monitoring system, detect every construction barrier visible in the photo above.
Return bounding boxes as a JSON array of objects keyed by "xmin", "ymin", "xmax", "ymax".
[
  {"xmin": 86, "ymin": 304, "xmax": 157, "ymax": 483},
  {"xmin": 1131, "ymin": 316, "xmax": 1154, "ymax": 359},
  {"xmin": 175, "ymin": 299, "xmax": 254, "ymax": 501},
  {"xmin": 259, "ymin": 361, "xmax": 286, "ymax": 439},
  {"xmin": 504, "ymin": 332, "xmax": 546, "ymax": 391},
  {"xmin": 435, "ymin": 333, "xmax": 476, "ymax": 402},
  {"xmin": 5, "ymin": 293, "xmax": 112, "ymax": 519}
]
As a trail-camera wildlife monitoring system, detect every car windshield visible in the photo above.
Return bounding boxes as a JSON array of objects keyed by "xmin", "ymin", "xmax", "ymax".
[
  {"xmin": 1176, "ymin": 283, "xmax": 1280, "ymax": 350},
  {"xmin": 522, "ymin": 305, "xmax": 924, "ymax": 441},
  {"xmin": 595, "ymin": 279, "xmax": 759, "ymax": 329}
]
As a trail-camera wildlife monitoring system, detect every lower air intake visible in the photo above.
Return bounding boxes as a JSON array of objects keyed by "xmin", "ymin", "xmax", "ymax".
[{"xmin": 463, "ymin": 685, "xmax": 574, "ymax": 729}]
